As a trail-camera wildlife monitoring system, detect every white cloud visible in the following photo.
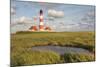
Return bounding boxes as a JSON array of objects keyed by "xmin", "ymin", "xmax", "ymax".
[
  {"xmin": 11, "ymin": 16, "xmax": 33, "ymax": 27},
  {"xmin": 81, "ymin": 11, "xmax": 95, "ymax": 23},
  {"xmin": 11, "ymin": 7, "xmax": 16, "ymax": 15},
  {"xmin": 87, "ymin": 11, "xmax": 95, "ymax": 17},
  {"xmin": 16, "ymin": 16, "xmax": 32, "ymax": 24},
  {"xmin": 48, "ymin": 9, "xmax": 64, "ymax": 18},
  {"xmin": 47, "ymin": 17, "xmax": 54, "ymax": 21},
  {"xmin": 61, "ymin": 24, "xmax": 79, "ymax": 29}
]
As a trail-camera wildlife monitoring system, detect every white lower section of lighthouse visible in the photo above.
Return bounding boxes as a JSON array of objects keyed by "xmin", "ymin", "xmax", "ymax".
[{"xmin": 39, "ymin": 22, "xmax": 44, "ymax": 25}]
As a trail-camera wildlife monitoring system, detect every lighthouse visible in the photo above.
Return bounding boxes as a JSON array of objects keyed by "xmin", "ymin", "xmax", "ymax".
[
  {"xmin": 29, "ymin": 9, "xmax": 53, "ymax": 32},
  {"xmin": 39, "ymin": 9, "xmax": 44, "ymax": 31}
]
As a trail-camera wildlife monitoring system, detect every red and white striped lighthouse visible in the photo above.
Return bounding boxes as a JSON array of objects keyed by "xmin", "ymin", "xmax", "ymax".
[{"xmin": 39, "ymin": 9, "xmax": 44, "ymax": 31}]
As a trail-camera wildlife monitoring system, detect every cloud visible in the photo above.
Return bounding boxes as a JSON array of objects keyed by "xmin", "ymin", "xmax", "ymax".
[
  {"xmin": 48, "ymin": 9, "xmax": 64, "ymax": 18},
  {"xmin": 45, "ymin": 17, "xmax": 55, "ymax": 21},
  {"xmin": 16, "ymin": 16, "xmax": 32, "ymax": 24},
  {"xmin": 11, "ymin": 16, "xmax": 33, "ymax": 27},
  {"xmin": 60, "ymin": 23, "xmax": 79, "ymax": 30},
  {"xmin": 76, "ymin": 10, "xmax": 95, "ymax": 31},
  {"xmin": 11, "ymin": 0, "xmax": 16, "ymax": 15},
  {"xmin": 11, "ymin": 7, "xmax": 16, "ymax": 15},
  {"xmin": 81, "ymin": 11, "xmax": 95, "ymax": 23},
  {"xmin": 59, "ymin": 23, "xmax": 94, "ymax": 31},
  {"xmin": 87, "ymin": 11, "xmax": 95, "ymax": 17}
]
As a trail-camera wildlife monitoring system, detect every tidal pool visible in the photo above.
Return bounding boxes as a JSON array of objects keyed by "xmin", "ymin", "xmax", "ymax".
[{"xmin": 32, "ymin": 45, "xmax": 91, "ymax": 55}]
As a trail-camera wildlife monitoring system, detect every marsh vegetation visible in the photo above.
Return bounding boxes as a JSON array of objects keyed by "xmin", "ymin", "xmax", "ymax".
[{"xmin": 11, "ymin": 32, "xmax": 95, "ymax": 66}]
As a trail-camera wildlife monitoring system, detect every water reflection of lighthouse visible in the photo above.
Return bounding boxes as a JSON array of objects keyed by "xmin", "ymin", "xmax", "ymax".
[{"xmin": 39, "ymin": 9, "xmax": 44, "ymax": 31}]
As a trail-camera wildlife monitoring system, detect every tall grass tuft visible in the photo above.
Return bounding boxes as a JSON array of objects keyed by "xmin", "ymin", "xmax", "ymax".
[
  {"xmin": 63, "ymin": 53, "xmax": 95, "ymax": 63},
  {"xmin": 11, "ymin": 50, "xmax": 60, "ymax": 66}
]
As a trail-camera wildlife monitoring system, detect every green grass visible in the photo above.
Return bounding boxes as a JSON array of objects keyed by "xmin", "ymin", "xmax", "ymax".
[
  {"xmin": 11, "ymin": 49, "xmax": 60, "ymax": 66},
  {"xmin": 11, "ymin": 31, "xmax": 95, "ymax": 66},
  {"xmin": 11, "ymin": 31, "xmax": 95, "ymax": 52},
  {"xmin": 63, "ymin": 53, "xmax": 95, "ymax": 63}
]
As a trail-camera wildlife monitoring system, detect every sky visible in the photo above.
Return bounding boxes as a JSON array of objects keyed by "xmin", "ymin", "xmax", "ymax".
[{"xmin": 11, "ymin": 0, "xmax": 95, "ymax": 33}]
